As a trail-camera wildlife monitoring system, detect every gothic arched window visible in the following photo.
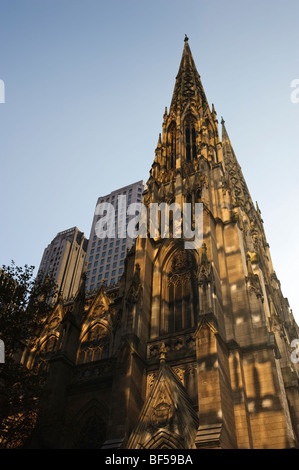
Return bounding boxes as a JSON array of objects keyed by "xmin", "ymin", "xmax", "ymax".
[
  {"xmin": 77, "ymin": 323, "xmax": 109, "ymax": 364},
  {"xmin": 167, "ymin": 122, "xmax": 176, "ymax": 169},
  {"xmin": 186, "ymin": 193, "xmax": 193, "ymax": 229},
  {"xmin": 185, "ymin": 117, "xmax": 197, "ymax": 161},
  {"xmin": 196, "ymin": 187, "xmax": 202, "ymax": 201},
  {"xmin": 75, "ymin": 412, "xmax": 106, "ymax": 449},
  {"xmin": 161, "ymin": 251, "xmax": 198, "ymax": 335}
]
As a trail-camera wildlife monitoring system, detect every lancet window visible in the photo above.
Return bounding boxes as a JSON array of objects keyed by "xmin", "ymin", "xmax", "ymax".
[
  {"xmin": 185, "ymin": 116, "xmax": 197, "ymax": 161},
  {"xmin": 167, "ymin": 122, "xmax": 176, "ymax": 169},
  {"xmin": 77, "ymin": 323, "xmax": 109, "ymax": 364},
  {"xmin": 160, "ymin": 250, "xmax": 198, "ymax": 335}
]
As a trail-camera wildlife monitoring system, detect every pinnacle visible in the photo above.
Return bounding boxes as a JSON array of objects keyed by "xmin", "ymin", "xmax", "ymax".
[
  {"xmin": 221, "ymin": 117, "xmax": 230, "ymax": 143},
  {"xmin": 169, "ymin": 37, "xmax": 208, "ymax": 113}
]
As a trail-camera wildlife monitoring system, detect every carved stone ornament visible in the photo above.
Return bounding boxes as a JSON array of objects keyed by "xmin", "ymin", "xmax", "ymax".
[
  {"xmin": 48, "ymin": 316, "xmax": 60, "ymax": 330},
  {"xmin": 197, "ymin": 263, "xmax": 212, "ymax": 288},
  {"xmin": 126, "ymin": 264, "xmax": 142, "ymax": 305},
  {"xmin": 151, "ymin": 401, "xmax": 173, "ymax": 428},
  {"xmin": 93, "ymin": 302, "xmax": 106, "ymax": 318},
  {"xmin": 246, "ymin": 274, "xmax": 264, "ymax": 302},
  {"xmin": 151, "ymin": 384, "xmax": 174, "ymax": 428},
  {"xmin": 167, "ymin": 251, "xmax": 194, "ymax": 287},
  {"xmin": 143, "ymin": 192, "xmax": 151, "ymax": 207},
  {"xmin": 147, "ymin": 373, "xmax": 157, "ymax": 395},
  {"xmin": 197, "ymin": 243, "xmax": 212, "ymax": 287},
  {"xmin": 147, "ymin": 335, "xmax": 195, "ymax": 359}
]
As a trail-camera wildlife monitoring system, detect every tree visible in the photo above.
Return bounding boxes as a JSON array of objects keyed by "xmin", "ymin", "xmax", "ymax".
[{"xmin": 0, "ymin": 262, "xmax": 57, "ymax": 448}]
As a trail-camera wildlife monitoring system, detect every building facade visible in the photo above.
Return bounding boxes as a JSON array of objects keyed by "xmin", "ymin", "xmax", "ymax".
[
  {"xmin": 24, "ymin": 38, "xmax": 299, "ymax": 449},
  {"xmin": 38, "ymin": 227, "xmax": 88, "ymax": 301},
  {"xmin": 85, "ymin": 181, "xmax": 146, "ymax": 291}
]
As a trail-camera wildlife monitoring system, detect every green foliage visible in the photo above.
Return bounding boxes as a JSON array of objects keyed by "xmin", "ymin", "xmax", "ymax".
[{"xmin": 0, "ymin": 262, "xmax": 57, "ymax": 448}]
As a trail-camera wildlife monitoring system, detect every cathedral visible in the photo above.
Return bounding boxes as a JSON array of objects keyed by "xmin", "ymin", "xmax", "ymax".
[{"xmin": 23, "ymin": 37, "xmax": 299, "ymax": 449}]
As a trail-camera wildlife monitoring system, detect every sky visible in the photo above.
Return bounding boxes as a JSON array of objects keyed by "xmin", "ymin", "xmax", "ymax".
[{"xmin": 0, "ymin": 0, "xmax": 298, "ymax": 323}]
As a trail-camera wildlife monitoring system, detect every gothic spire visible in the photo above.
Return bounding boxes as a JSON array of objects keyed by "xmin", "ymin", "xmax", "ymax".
[
  {"xmin": 169, "ymin": 36, "xmax": 209, "ymax": 115},
  {"xmin": 221, "ymin": 118, "xmax": 255, "ymax": 219}
]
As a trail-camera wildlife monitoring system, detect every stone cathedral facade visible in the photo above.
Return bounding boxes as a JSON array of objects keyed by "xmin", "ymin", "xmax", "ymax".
[{"xmin": 24, "ymin": 37, "xmax": 299, "ymax": 449}]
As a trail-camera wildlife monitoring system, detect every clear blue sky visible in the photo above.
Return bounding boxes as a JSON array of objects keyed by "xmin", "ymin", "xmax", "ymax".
[{"xmin": 0, "ymin": 0, "xmax": 298, "ymax": 322}]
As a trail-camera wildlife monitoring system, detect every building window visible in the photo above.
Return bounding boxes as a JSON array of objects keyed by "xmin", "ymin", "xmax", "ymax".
[
  {"xmin": 161, "ymin": 251, "xmax": 198, "ymax": 335},
  {"xmin": 185, "ymin": 116, "xmax": 197, "ymax": 161},
  {"xmin": 167, "ymin": 122, "xmax": 176, "ymax": 169}
]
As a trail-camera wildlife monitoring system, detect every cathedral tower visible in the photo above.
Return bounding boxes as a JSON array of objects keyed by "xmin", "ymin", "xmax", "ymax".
[
  {"xmin": 23, "ymin": 37, "xmax": 299, "ymax": 450},
  {"xmin": 122, "ymin": 36, "xmax": 299, "ymax": 449}
]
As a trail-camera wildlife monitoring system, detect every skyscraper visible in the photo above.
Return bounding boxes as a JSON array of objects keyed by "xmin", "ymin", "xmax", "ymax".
[
  {"xmin": 38, "ymin": 227, "xmax": 88, "ymax": 301},
  {"xmin": 85, "ymin": 180, "xmax": 146, "ymax": 291}
]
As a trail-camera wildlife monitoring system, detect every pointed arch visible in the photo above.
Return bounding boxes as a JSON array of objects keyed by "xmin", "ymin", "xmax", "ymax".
[
  {"xmin": 126, "ymin": 359, "xmax": 199, "ymax": 449},
  {"xmin": 77, "ymin": 321, "xmax": 110, "ymax": 364},
  {"xmin": 184, "ymin": 114, "xmax": 197, "ymax": 161},
  {"xmin": 151, "ymin": 244, "xmax": 199, "ymax": 337},
  {"xmin": 143, "ymin": 430, "xmax": 185, "ymax": 449},
  {"xmin": 39, "ymin": 334, "xmax": 59, "ymax": 354},
  {"xmin": 167, "ymin": 121, "xmax": 176, "ymax": 170},
  {"xmin": 73, "ymin": 400, "xmax": 108, "ymax": 449}
]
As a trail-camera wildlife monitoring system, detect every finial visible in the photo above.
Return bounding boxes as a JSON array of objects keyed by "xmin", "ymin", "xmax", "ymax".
[
  {"xmin": 159, "ymin": 342, "xmax": 167, "ymax": 363},
  {"xmin": 184, "ymin": 34, "xmax": 189, "ymax": 42},
  {"xmin": 157, "ymin": 133, "xmax": 162, "ymax": 147},
  {"xmin": 221, "ymin": 116, "xmax": 225, "ymax": 125},
  {"xmin": 201, "ymin": 243, "xmax": 209, "ymax": 266}
]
